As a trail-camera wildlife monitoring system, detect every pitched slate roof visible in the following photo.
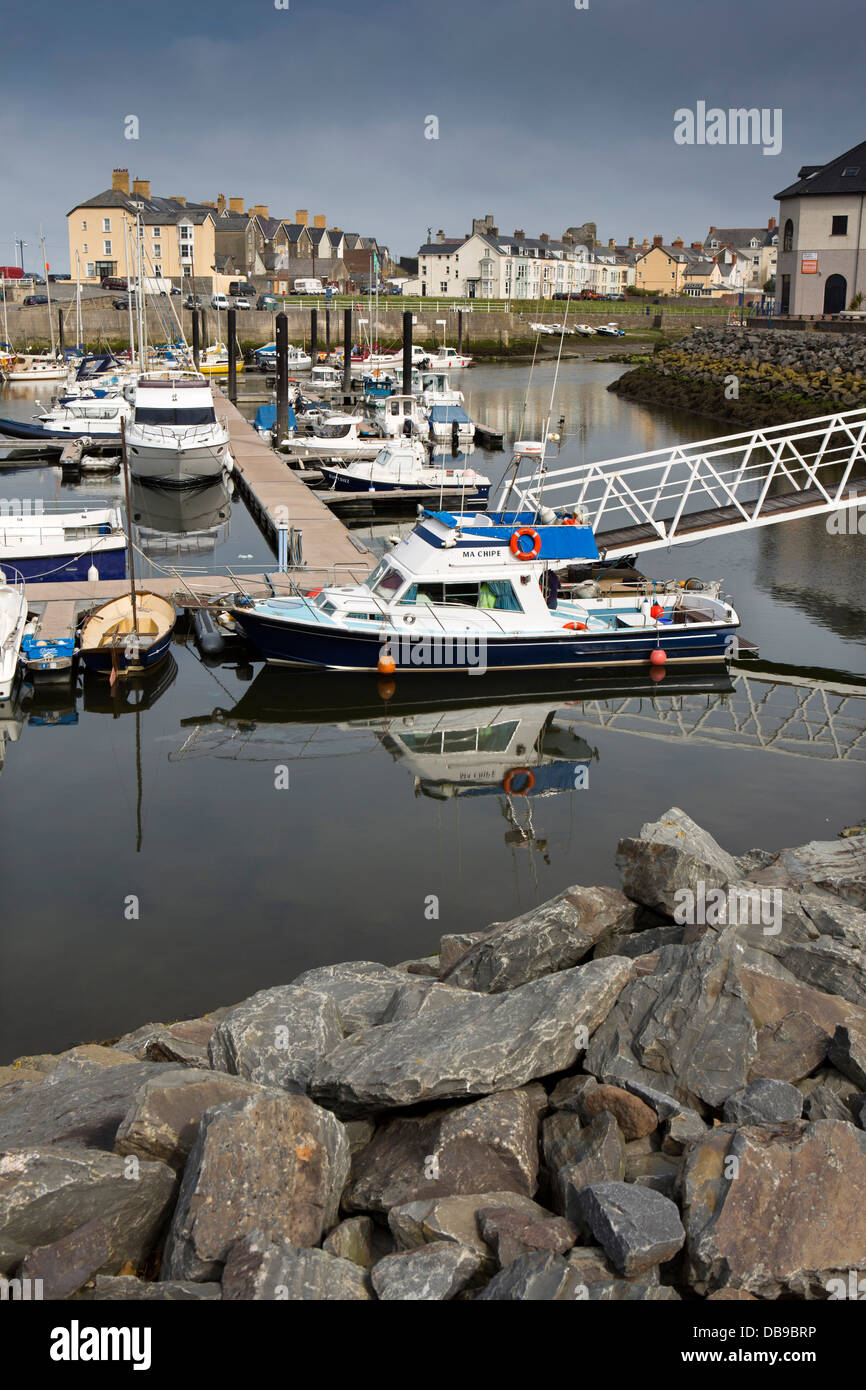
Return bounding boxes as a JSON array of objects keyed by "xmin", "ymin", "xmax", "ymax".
[
  {"xmin": 775, "ymin": 140, "xmax": 866, "ymax": 199},
  {"xmin": 705, "ymin": 226, "xmax": 775, "ymax": 247}
]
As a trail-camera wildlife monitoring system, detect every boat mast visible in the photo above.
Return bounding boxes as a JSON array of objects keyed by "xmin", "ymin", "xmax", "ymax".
[
  {"xmin": 120, "ymin": 419, "xmax": 139, "ymax": 635},
  {"xmin": 75, "ymin": 252, "xmax": 82, "ymax": 352},
  {"xmin": 124, "ymin": 220, "xmax": 136, "ymax": 369},
  {"xmin": 41, "ymin": 231, "xmax": 56, "ymax": 357}
]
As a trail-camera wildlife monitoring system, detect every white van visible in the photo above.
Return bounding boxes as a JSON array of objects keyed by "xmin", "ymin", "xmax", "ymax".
[
  {"xmin": 292, "ymin": 278, "xmax": 324, "ymax": 295},
  {"xmin": 211, "ymin": 292, "xmax": 229, "ymax": 309}
]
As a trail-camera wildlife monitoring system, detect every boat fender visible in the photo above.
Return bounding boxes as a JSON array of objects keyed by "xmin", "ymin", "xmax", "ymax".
[
  {"xmin": 650, "ymin": 603, "xmax": 664, "ymax": 619},
  {"xmin": 510, "ymin": 527, "xmax": 541, "ymax": 560},
  {"xmin": 649, "ymin": 648, "xmax": 667, "ymax": 666},
  {"xmin": 503, "ymin": 767, "xmax": 535, "ymax": 796},
  {"xmin": 193, "ymin": 608, "xmax": 226, "ymax": 657}
]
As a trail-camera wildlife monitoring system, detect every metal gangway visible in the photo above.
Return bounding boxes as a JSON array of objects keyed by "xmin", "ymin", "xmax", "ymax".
[
  {"xmin": 499, "ymin": 408, "xmax": 866, "ymax": 558},
  {"xmin": 559, "ymin": 666, "xmax": 866, "ymax": 764}
]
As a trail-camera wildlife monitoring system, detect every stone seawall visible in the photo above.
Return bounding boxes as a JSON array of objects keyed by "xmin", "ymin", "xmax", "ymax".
[{"xmin": 610, "ymin": 326, "xmax": 866, "ymax": 428}]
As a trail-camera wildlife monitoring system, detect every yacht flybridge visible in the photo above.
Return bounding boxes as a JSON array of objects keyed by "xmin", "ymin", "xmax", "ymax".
[
  {"xmin": 231, "ymin": 506, "xmax": 740, "ymax": 673},
  {"xmin": 125, "ymin": 373, "xmax": 231, "ymax": 486}
]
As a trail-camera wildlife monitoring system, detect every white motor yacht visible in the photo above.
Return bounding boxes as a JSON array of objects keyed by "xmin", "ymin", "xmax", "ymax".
[{"xmin": 125, "ymin": 374, "xmax": 231, "ymax": 486}]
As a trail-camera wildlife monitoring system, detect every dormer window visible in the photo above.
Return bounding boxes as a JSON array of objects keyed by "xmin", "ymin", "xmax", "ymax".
[{"xmin": 842, "ymin": 167, "xmax": 861, "ymax": 176}]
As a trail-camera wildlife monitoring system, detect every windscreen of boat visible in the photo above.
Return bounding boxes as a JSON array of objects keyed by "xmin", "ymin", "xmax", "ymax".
[
  {"xmin": 317, "ymin": 421, "xmax": 353, "ymax": 439},
  {"xmin": 365, "ymin": 560, "xmax": 405, "ymax": 598},
  {"xmin": 134, "ymin": 406, "xmax": 216, "ymax": 425}
]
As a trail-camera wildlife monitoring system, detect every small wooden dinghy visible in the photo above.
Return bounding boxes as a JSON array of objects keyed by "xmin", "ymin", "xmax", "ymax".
[{"xmin": 79, "ymin": 591, "xmax": 176, "ymax": 678}]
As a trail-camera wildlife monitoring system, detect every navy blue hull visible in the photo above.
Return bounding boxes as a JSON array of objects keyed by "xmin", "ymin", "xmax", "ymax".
[
  {"xmin": 1, "ymin": 549, "xmax": 127, "ymax": 585},
  {"xmin": 233, "ymin": 610, "xmax": 736, "ymax": 672},
  {"xmin": 79, "ymin": 628, "xmax": 174, "ymax": 677},
  {"xmin": 0, "ymin": 418, "xmax": 121, "ymax": 444},
  {"xmin": 322, "ymin": 467, "xmax": 489, "ymax": 501}
]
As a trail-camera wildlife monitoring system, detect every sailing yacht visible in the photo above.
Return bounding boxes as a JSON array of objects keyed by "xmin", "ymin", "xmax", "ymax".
[{"xmin": 125, "ymin": 374, "xmax": 231, "ymax": 486}]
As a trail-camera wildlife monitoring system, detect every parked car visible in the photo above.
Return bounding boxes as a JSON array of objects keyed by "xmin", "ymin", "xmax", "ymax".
[
  {"xmin": 257, "ymin": 294, "xmax": 280, "ymax": 310},
  {"xmin": 26, "ymin": 273, "xmax": 45, "ymax": 285},
  {"xmin": 607, "ymin": 293, "xmax": 627, "ymax": 301},
  {"xmin": 184, "ymin": 294, "xmax": 203, "ymax": 309},
  {"xmin": 23, "ymin": 294, "xmax": 49, "ymax": 306},
  {"xmin": 100, "ymin": 276, "xmax": 127, "ymax": 290},
  {"xmin": 233, "ymin": 297, "xmax": 251, "ymax": 311},
  {"xmin": 229, "ymin": 281, "xmax": 257, "ymax": 298},
  {"xmin": 211, "ymin": 293, "xmax": 229, "ymax": 310},
  {"xmin": 578, "ymin": 289, "xmax": 602, "ymax": 300},
  {"xmin": 112, "ymin": 296, "xmax": 135, "ymax": 310},
  {"xmin": 553, "ymin": 292, "xmax": 576, "ymax": 301},
  {"xmin": 48, "ymin": 273, "xmax": 71, "ymax": 283}
]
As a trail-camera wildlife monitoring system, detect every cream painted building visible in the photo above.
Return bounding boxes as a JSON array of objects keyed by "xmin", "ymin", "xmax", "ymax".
[
  {"xmin": 775, "ymin": 140, "xmax": 866, "ymax": 315},
  {"xmin": 68, "ymin": 169, "xmax": 217, "ymax": 285},
  {"xmin": 417, "ymin": 228, "xmax": 590, "ymax": 300}
]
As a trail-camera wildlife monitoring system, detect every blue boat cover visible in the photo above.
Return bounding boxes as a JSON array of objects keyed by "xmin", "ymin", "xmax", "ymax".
[
  {"xmin": 429, "ymin": 405, "xmax": 470, "ymax": 425},
  {"xmin": 254, "ymin": 403, "xmax": 296, "ymax": 432},
  {"xmin": 421, "ymin": 510, "xmax": 600, "ymax": 560}
]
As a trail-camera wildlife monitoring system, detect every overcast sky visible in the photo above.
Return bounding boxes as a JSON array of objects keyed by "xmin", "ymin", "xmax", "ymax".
[{"xmin": 1, "ymin": 0, "xmax": 863, "ymax": 271}]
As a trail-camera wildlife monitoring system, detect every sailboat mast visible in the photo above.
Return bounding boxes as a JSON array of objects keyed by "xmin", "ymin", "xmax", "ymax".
[
  {"xmin": 41, "ymin": 231, "xmax": 56, "ymax": 357},
  {"xmin": 120, "ymin": 419, "xmax": 139, "ymax": 633}
]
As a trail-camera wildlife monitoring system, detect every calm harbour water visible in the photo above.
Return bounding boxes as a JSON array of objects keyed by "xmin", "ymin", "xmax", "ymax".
[{"xmin": 1, "ymin": 362, "xmax": 864, "ymax": 1060}]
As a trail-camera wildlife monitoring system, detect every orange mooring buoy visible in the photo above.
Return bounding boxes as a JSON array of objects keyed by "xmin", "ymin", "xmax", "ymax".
[
  {"xmin": 378, "ymin": 652, "xmax": 396, "ymax": 675},
  {"xmin": 649, "ymin": 648, "xmax": 667, "ymax": 666}
]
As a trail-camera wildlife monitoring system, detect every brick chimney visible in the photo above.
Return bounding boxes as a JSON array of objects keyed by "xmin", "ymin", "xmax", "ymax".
[
  {"xmin": 642, "ymin": 238, "xmax": 650, "ymax": 249},
  {"xmin": 229, "ymin": 197, "xmax": 244, "ymax": 214},
  {"xmin": 709, "ymin": 226, "xmax": 716, "ymax": 234},
  {"xmin": 768, "ymin": 216, "xmax": 777, "ymax": 231},
  {"xmin": 628, "ymin": 236, "xmax": 635, "ymax": 248},
  {"xmin": 313, "ymin": 214, "xmax": 326, "ymax": 229},
  {"xmin": 296, "ymin": 210, "xmax": 309, "ymax": 226},
  {"xmin": 217, "ymin": 193, "xmax": 226, "ymax": 214},
  {"xmin": 513, "ymin": 229, "xmax": 524, "ymax": 240},
  {"xmin": 691, "ymin": 241, "xmax": 703, "ymax": 250},
  {"xmin": 652, "ymin": 235, "xmax": 664, "ymax": 248},
  {"xmin": 562, "ymin": 231, "xmax": 574, "ymax": 246},
  {"xmin": 112, "ymin": 168, "xmax": 130, "ymax": 194},
  {"xmin": 132, "ymin": 178, "xmax": 151, "ymax": 199},
  {"xmin": 608, "ymin": 237, "xmax": 616, "ymax": 249},
  {"xmin": 252, "ymin": 204, "xmax": 269, "ymax": 218},
  {"xmin": 170, "ymin": 195, "xmax": 185, "ymax": 206},
  {"xmin": 539, "ymin": 232, "xmax": 549, "ymax": 243},
  {"xmin": 672, "ymin": 237, "xmax": 684, "ymax": 249},
  {"xmin": 436, "ymin": 229, "xmax": 445, "ymax": 242}
]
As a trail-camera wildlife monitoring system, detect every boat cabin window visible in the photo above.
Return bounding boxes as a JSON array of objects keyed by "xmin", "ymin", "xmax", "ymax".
[
  {"xmin": 317, "ymin": 421, "xmax": 353, "ymax": 439},
  {"xmin": 400, "ymin": 580, "xmax": 522, "ymax": 611},
  {"xmin": 402, "ymin": 721, "xmax": 520, "ymax": 755},
  {"xmin": 365, "ymin": 561, "xmax": 404, "ymax": 597},
  {"xmin": 134, "ymin": 406, "xmax": 216, "ymax": 425}
]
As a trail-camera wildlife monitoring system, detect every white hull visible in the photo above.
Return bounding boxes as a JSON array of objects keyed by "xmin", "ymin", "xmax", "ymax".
[
  {"xmin": 128, "ymin": 438, "xmax": 230, "ymax": 484},
  {"xmin": 281, "ymin": 437, "xmax": 384, "ymax": 461},
  {"xmin": 0, "ymin": 582, "xmax": 27, "ymax": 700}
]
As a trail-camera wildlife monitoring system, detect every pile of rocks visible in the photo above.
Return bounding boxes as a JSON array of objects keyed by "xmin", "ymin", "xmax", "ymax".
[
  {"xmin": 2, "ymin": 807, "xmax": 865, "ymax": 1301},
  {"xmin": 610, "ymin": 326, "xmax": 866, "ymax": 426}
]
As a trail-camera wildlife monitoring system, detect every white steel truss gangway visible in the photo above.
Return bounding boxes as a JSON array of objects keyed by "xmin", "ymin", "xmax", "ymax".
[{"xmin": 499, "ymin": 407, "xmax": 866, "ymax": 558}]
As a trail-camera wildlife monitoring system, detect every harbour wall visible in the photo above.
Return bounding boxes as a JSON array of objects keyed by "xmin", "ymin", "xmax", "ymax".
[{"xmin": 609, "ymin": 326, "xmax": 866, "ymax": 427}]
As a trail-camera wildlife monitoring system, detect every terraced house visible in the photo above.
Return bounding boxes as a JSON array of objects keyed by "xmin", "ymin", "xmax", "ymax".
[
  {"xmin": 67, "ymin": 169, "xmax": 216, "ymax": 284},
  {"xmin": 775, "ymin": 139, "xmax": 866, "ymax": 315},
  {"xmin": 416, "ymin": 225, "xmax": 591, "ymax": 299}
]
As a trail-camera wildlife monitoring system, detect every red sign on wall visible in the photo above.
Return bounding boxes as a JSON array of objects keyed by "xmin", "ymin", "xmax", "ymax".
[{"xmin": 801, "ymin": 254, "xmax": 818, "ymax": 274}]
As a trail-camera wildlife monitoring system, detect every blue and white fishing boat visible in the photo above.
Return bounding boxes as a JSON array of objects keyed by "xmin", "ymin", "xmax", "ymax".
[
  {"xmin": 428, "ymin": 403, "xmax": 474, "ymax": 442},
  {"xmin": 319, "ymin": 439, "xmax": 490, "ymax": 501},
  {"xmin": 230, "ymin": 507, "xmax": 740, "ymax": 673},
  {"xmin": 0, "ymin": 506, "xmax": 126, "ymax": 584}
]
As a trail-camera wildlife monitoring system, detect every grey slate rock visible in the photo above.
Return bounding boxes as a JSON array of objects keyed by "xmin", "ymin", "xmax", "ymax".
[
  {"xmin": 76, "ymin": 1275, "xmax": 221, "ymax": 1300},
  {"xmin": 387, "ymin": 1191, "xmax": 548, "ymax": 1269},
  {"xmin": 114, "ymin": 1070, "xmax": 264, "ymax": 1172},
  {"xmin": 541, "ymin": 1111, "xmax": 584, "ymax": 1175},
  {"xmin": 221, "ymin": 1230, "xmax": 373, "ymax": 1300},
  {"xmin": 343, "ymin": 1087, "xmax": 542, "ymax": 1213},
  {"xmin": 442, "ymin": 885, "xmax": 637, "ymax": 993},
  {"xmin": 208, "ymin": 985, "xmax": 343, "ymax": 1093},
  {"xmin": 477, "ymin": 1251, "xmax": 582, "ymax": 1300},
  {"xmin": 553, "ymin": 1113, "xmax": 627, "ymax": 1222},
  {"xmin": 476, "ymin": 1205, "xmax": 577, "ymax": 1266},
  {"xmin": 802, "ymin": 1085, "xmax": 854, "ymax": 1123},
  {"xmin": 161, "ymin": 1090, "xmax": 349, "ymax": 1283},
  {"xmin": 723, "ymin": 1079, "xmax": 803, "ymax": 1124},
  {"xmin": 322, "ymin": 1215, "xmax": 377, "ymax": 1268},
  {"xmin": 0, "ymin": 1063, "xmax": 184, "ymax": 1153},
  {"xmin": 310, "ymin": 956, "xmax": 634, "ymax": 1114},
  {"xmin": 827, "ymin": 1026, "xmax": 866, "ymax": 1089},
  {"xmin": 616, "ymin": 806, "xmax": 739, "ymax": 915},
  {"xmin": 18, "ymin": 1218, "xmax": 115, "ymax": 1300},
  {"xmin": 575, "ymin": 1181, "xmax": 685, "ymax": 1277},
  {"xmin": 547, "ymin": 1074, "xmax": 599, "ymax": 1114},
  {"xmin": 371, "ymin": 1241, "xmax": 481, "ymax": 1300},
  {"xmin": 0, "ymin": 1146, "xmax": 176, "ymax": 1278},
  {"xmin": 290, "ymin": 961, "xmax": 414, "ymax": 1033}
]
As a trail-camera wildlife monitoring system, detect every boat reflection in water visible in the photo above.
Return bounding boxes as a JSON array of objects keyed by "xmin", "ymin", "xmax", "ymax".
[
  {"xmin": 81, "ymin": 653, "xmax": 178, "ymax": 715},
  {"xmin": 130, "ymin": 479, "xmax": 232, "ymax": 560}
]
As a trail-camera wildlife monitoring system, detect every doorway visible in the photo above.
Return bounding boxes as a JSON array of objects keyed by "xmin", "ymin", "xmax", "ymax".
[{"xmin": 823, "ymin": 274, "xmax": 847, "ymax": 315}]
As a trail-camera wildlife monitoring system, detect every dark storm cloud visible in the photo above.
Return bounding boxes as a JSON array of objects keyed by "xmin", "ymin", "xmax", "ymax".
[{"xmin": 1, "ymin": 0, "xmax": 863, "ymax": 269}]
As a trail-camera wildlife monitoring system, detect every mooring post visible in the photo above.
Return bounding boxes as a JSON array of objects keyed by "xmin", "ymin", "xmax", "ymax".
[
  {"xmin": 310, "ymin": 308, "xmax": 318, "ymax": 369},
  {"xmin": 402, "ymin": 310, "xmax": 413, "ymax": 396},
  {"xmin": 57, "ymin": 309, "xmax": 65, "ymax": 356},
  {"xmin": 227, "ymin": 308, "xmax": 238, "ymax": 403},
  {"xmin": 192, "ymin": 307, "xmax": 200, "ymax": 368},
  {"xmin": 325, "ymin": 307, "xmax": 331, "ymax": 353},
  {"xmin": 342, "ymin": 307, "xmax": 352, "ymax": 398},
  {"xmin": 276, "ymin": 311, "xmax": 289, "ymax": 443},
  {"xmin": 457, "ymin": 309, "xmax": 463, "ymax": 355},
  {"xmin": 199, "ymin": 309, "xmax": 208, "ymax": 355}
]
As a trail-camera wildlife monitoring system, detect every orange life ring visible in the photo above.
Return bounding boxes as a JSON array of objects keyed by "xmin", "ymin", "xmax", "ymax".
[
  {"xmin": 563, "ymin": 621, "xmax": 586, "ymax": 630},
  {"xmin": 503, "ymin": 767, "xmax": 535, "ymax": 796},
  {"xmin": 510, "ymin": 527, "xmax": 541, "ymax": 560}
]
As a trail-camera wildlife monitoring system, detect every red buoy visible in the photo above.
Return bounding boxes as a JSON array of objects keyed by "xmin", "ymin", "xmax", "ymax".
[
  {"xmin": 649, "ymin": 648, "xmax": 667, "ymax": 666},
  {"xmin": 650, "ymin": 603, "xmax": 663, "ymax": 619}
]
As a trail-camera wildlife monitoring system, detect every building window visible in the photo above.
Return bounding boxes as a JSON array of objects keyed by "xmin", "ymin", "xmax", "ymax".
[
  {"xmin": 86, "ymin": 262, "xmax": 95, "ymax": 278},
  {"xmin": 103, "ymin": 241, "xmax": 112, "ymax": 256},
  {"xmin": 154, "ymin": 264, "xmax": 162, "ymax": 276},
  {"xmin": 102, "ymin": 218, "xmax": 111, "ymax": 233},
  {"xmin": 153, "ymin": 244, "xmax": 162, "ymax": 257},
  {"xmin": 82, "ymin": 244, "xmax": 88, "ymax": 254},
  {"xmin": 783, "ymin": 219, "xmax": 794, "ymax": 252},
  {"xmin": 440, "ymin": 282, "xmax": 448, "ymax": 293},
  {"xmin": 81, "ymin": 220, "xmax": 87, "ymax": 231},
  {"xmin": 780, "ymin": 273, "xmax": 791, "ymax": 314},
  {"xmin": 831, "ymin": 215, "xmax": 848, "ymax": 236},
  {"xmin": 152, "ymin": 227, "xmax": 161, "ymax": 238}
]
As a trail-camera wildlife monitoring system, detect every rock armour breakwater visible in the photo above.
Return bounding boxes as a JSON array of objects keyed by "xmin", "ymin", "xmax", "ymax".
[
  {"xmin": 1, "ymin": 809, "xmax": 865, "ymax": 1301},
  {"xmin": 610, "ymin": 326, "xmax": 866, "ymax": 427}
]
